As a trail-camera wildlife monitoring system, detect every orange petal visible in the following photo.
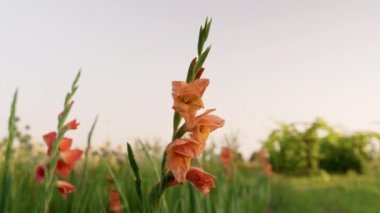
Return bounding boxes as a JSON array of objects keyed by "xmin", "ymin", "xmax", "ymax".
[
  {"xmin": 165, "ymin": 148, "xmax": 192, "ymax": 183},
  {"xmin": 59, "ymin": 137, "xmax": 73, "ymax": 151},
  {"xmin": 43, "ymin": 132, "xmax": 57, "ymax": 148},
  {"xmin": 60, "ymin": 149, "xmax": 83, "ymax": 165},
  {"xmin": 191, "ymin": 109, "xmax": 225, "ymax": 143},
  {"xmin": 186, "ymin": 167, "xmax": 216, "ymax": 195},
  {"xmin": 35, "ymin": 165, "xmax": 45, "ymax": 182},
  {"xmin": 65, "ymin": 119, "xmax": 79, "ymax": 130},
  {"xmin": 56, "ymin": 180, "xmax": 76, "ymax": 199},
  {"xmin": 170, "ymin": 138, "xmax": 202, "ymax": 158}
]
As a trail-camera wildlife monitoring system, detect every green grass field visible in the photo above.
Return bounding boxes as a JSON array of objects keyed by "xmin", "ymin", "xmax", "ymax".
[{"xmin": 1, "ymin": 141, "xmax": 380, "ymax": 212}]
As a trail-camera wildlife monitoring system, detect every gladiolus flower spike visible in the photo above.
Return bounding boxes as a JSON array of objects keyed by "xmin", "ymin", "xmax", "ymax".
[
  {"xmin": 36, "ymin": 71, "xmax": 82, "ymax": 212},
  {"xmin": 151, "ymin": 18, "xmax": 223, "ymax": 213}
]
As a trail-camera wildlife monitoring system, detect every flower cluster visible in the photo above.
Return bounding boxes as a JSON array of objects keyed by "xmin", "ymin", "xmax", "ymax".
[
  {"xmin": 35, "ymin": 111, "xmax": 83, "ymax": 199},
  {"xmin": 166, "ymin": 78, "xmax": 224, "ymax": 194},
  {"xmin": 220, "ymin": 147, "xmax": 238, "ymax": 177}
]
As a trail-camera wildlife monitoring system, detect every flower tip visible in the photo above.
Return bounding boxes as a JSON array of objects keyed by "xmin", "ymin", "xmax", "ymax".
[{"xmin": 66, "ymin": 119, "xmax": 79, "ymax": 130}]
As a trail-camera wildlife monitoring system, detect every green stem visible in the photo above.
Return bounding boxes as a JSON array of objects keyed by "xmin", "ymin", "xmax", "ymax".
[
  {"xmin": 149, "ymin": 173, "xmax": 174, "ymax": 213},
  {"xmin": 0, "ymin": 89, "xmax": 17, "ymax": 212}
]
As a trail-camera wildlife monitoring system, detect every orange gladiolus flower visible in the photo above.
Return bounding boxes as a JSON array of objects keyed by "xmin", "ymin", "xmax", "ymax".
[
  {"xmin": 220, "ymin": 147, "xmax": 237, "ymax": 176},
  {"xmin": 191, "ymin": 109, "xmax": 225, "ymax": 144},
  {"xmin": 56, "ymin": 180, "xmax": 76, "ymax": 199},
  {"xmin": 168, "ymin": 167, "xmax": 216, "ymax": 195},
  {"xmin": 172, "ymin": 79, "xmax": 209, "ymax": 129},
  {"xmin": 43, "ymin": 131, "xmax": 83, "ymax": 178},
  {"xmin": 43, "ymin": 132, "xmax": 73, "ymax": 155},
  {"xmin": 186, "ymin": 167, "xmax": 216, "ymax": 195},
  {"xmin": 165, "ymin": 138, "xmax": 201, "ymax": 182},
  {"xmin": 220, "ymin": 147, "xmax": 237, "ymax": 167},
  {"xmin": 109, "ymin": 189, "xmax": 122, "ymax": 213}
]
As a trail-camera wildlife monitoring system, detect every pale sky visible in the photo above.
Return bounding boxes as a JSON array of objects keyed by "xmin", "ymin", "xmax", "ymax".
[{"xmin": 1, "ymin": 0, "xmax": 380, "ymax": 157}]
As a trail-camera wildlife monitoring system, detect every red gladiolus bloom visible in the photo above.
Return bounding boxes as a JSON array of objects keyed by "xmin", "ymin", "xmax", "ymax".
[
  {"xmin": 43, "ymin": 131, "xmax": 83, "ymax": 178},
  {"xmin": 56, "ymin": 180, "xmax": 76, "ymax": 199},
  {"xmin": 35, "ymin": 165, "xmax": 45, "ymax": 182},
  {"xmin": 65, "ymin": 119, "xmax": 79, "ymax": 130},
  {"xmin": 43, "ymin": 132, "xmax": 73, "ymax": 155}
]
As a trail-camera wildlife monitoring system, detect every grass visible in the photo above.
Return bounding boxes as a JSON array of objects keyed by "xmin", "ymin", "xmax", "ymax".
[
  {"xmin": 268, "ymin": 174, "xmax": 380, "ymax": 213},
  {"xmin": 1, "ymin": 138, "xmax": 380, "ymax": 212}
]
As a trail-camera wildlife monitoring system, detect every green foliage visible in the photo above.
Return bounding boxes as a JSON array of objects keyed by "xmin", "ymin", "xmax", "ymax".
[
  {"xmin": 269, "ymin": 175, "xmax": 380, "ymax": 213},
  {"xmin": 263, "ymin": 118, "xmax": 380, "ymax": 175}
]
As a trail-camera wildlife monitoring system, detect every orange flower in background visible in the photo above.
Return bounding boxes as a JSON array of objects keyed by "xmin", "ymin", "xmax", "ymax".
[
  {"xmin": 56, "ymin": 180, "xmax": 76, "ymax": 199},
  {"xmin": 220, "ymin": 147, "xmax": 237, "ymax": 168},
  {"xmin": 168, "ymin": 167, "xmax": 216, "ymax": 195},
  {"xmin": 191, "ymin": 109, "xmax": 225, "ymax": 145},
  {"xmin": 220, "ymin": 147, "xmax": 237, "ymax": 176},
  {"xmin": 43, "ymin": 131, "xmax": 83, "ymax": 178},
  {"xmin": 108, "ymin": 189, "xmax": 122, "ymax": 213},
  {"xmin": 172, "ymin": 79, "xmax": 209, "ymax": 129}
]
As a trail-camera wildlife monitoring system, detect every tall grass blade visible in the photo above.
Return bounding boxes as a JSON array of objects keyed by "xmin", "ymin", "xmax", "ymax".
[
  {"xmin": 81, "ymin": 115, "xmax": 99, "ymax": 185},
  {"xmin": 0, "ymin": 89, "xmax": 18, "ymax": 212}
]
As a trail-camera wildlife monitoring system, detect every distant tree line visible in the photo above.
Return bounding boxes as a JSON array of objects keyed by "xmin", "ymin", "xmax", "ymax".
[{"xmin": 258, "ymin": 118, "xmax": 380, "ymax": 176}]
